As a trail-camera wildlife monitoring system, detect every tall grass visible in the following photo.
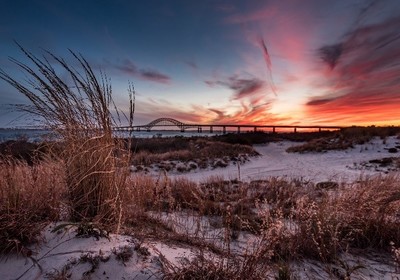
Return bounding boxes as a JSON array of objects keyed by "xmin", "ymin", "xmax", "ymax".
[
  {"xmin": 0, "ymin": 44, "xmax": 134, "ymax": 229},
  {"xmin": 0, "ymin": 159, "xmax": 66, "ymax": 254}
]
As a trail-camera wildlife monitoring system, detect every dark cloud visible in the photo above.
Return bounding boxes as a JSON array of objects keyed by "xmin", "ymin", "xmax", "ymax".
[
  {"xmin": 318, "ymin": 43, "xmax": 343, "ymax": 70},
  {"xmin": 208, "ymin": 108, "xmax": 225, "ymax": 119},
  {"xmin": 111, "ymin": 59, "xmax": 171, "ymax": 84},
  {"xmin": 205, "ymin": 75, "xmax": 264, "ymax": 100},
  {"xmin": 306, "ymin": 98, "xmax": 337, "ymax": 106},
  {"xmin": 226, "ymin": 77, "xmax": 264, "ymax": 99},
  {"xmin": 184, "ymin": 61, "xmax": 198, "ymax": 70},
  {"xmin": 204, "ymin": 80, "xmax": 215, "ymax": 87},
  {"xmin": 259, "ymin": 37, "xmax": 277, "ymax": 96},
  {"xmin": 115, "ymin": 59, "xmax": 138, "ymax": 75},
  {"xmin": 139, "ymin": 69, "xmax": 170, "ymax": 84}
]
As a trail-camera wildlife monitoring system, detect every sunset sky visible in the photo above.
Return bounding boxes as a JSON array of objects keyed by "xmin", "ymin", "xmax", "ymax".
[{"xmin": 0, "ymin": 0, "xmax": 399, "ymax": 127}]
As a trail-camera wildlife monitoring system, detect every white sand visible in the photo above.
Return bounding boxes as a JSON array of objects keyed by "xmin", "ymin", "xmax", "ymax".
[
  {"xmin": 0, "ymin": 223, "xmax": 163, "ymax": 280},
  {"xmin": 171, "ymin": 137, "xmax": 400, "ymax": 183}
]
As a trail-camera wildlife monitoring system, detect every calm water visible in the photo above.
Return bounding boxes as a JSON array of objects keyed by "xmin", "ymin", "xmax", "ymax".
[
  {"xmin": 0, "ymin": 129, "xmax": 56, "ymax": 142},
  {"xmin": 0, "ymin": 129, "xmax": 224, "ymax": 142}
]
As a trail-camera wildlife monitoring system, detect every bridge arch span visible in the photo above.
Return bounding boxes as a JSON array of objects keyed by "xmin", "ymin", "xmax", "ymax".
[{"xmin": 144, "ymin": 117, "xmax": 187, "ymax": 131}]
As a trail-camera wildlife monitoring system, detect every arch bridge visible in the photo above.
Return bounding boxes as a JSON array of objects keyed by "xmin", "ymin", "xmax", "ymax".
[
  {"xmin": 140, "ymin": 118, "xmax": 196, "ymax": 132},
  {"xmin": 115, "ymin": 117, "xmax": 344, "ymax": 134}
]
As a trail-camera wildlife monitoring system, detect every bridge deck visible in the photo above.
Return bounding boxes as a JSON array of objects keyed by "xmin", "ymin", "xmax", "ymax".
[
  {"xmin": 114, "ymin": 117, "xmax": 343, "ymax": 133},
  {"xmin": 115, "ymin": 124, "xmax": 343, "ymax": 129},
  {"xmin": 115, "ymin": 124, "xmax": 343, "ymax": 133}
]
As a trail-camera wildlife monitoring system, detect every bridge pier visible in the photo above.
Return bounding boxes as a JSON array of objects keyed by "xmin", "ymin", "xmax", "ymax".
[
  {"xmin": 272, "ymin": 127, "xmax": 276, "ymax": 133},
  {"xmin": 319, "ymin": 127, "xmax": 322, "ymax": 132},
  {"xmin": 254, "ymin": 127, "xmax": 257, "ymax": 132},
  {"xmin": 237, "ymin": 126, "xmax": 240, "ymax": 133},
  {"xmin": 223, "ymin": 126, "xmax": 226, "ymax": 134},
  {"xmin": 294, "ymin": 127, "xmax": 297, "ymax": 133},
  {"xmin": 210, "ymin": 126, "xmax": 213, "ymax": 133},
  {"xmin": 198, "ymin": 126, "xmax": 202, "ymax": 133}
]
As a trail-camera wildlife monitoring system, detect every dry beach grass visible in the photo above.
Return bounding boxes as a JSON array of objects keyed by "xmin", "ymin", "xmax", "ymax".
[
  {"xmin": 1, "ymin": 160, "xmax": 399, "ymax": 278},
  {"xmin": 1, "ymin": 126, "xmax": 400, "ymax": 277},
  {"xmin": 0, "ymin": 159, "xmax": 66, "ymax": 255}
]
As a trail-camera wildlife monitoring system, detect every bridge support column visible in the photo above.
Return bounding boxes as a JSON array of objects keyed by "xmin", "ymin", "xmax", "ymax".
[
  {"xmin": 237, "ymin": 127, "xmax": 240, "ymax": 133},
  {"xmin": 254, "ymin": 127, "xmax": 257, "ymax": 132},
  {"xmin": 272, "ymin": 127, "xmax": 275, "ymax": 133},
  {"xmin": 198, "ymin": 126, "xmax": 202, "ymax": 133},
  {"xmin": 319, "ymin": 127, "xmax": 322, "ymax": 132},
  {"xmin": 210, "ymin": 126, "xmax": 213, "ymax": 133},
  {"xmin": 294, "ymin": 127, "xmax": 297, "ymax": 133},
  {"xmin": 223, "ymin": 126, "xmax": 226, "ymax": 134}
]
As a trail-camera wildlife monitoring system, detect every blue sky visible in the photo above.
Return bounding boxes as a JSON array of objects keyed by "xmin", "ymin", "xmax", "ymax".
[{"xmin": 1, "ymin": 0, "xmax": 400, "ymax": 127}]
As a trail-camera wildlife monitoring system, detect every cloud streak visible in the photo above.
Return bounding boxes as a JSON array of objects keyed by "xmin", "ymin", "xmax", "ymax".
[
  {"xmin": 205, "ymin": 75, "xmax": 264, "ymax": 100},
  {"xmin": 112, "ymin": 59, "xmax": 171, "ymax": 84}
]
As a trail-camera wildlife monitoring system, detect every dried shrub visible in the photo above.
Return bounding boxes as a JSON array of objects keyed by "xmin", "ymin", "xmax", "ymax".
[
  {"xmin": 337, "ymin": 176, "xmax": 400, "ymax": 248},
  {"xmin": 162, "ymin": 251, "xmax": 271, "ymax": 280},
  {"xmin": 293, "ymin": 175, "xmax": 400, "ymax": 261}
]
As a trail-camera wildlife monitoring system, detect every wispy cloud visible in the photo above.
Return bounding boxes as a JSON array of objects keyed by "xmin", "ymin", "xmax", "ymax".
[
  {"xmin": 205, "ymin": 75, "xmax": 264, "ymax": 100},
  {"xmin": 306, "ymin": 97, "xmax": 338, "ymax": 106},
  {"xmin": 139, "ymin": 69, "xmax": 170, "ymax": 84},
  {"xmin": 184, "ymin": 60, "xmax": 198, "ymax": 70},
  {"xmin": 111, "ymin": 59, "xmax": 171, "ymax": 84},
  {"xmin": 226, "ymin": 77, "xmax": 264, "ymax": 100},
  {"xmin": 114, "ymin": 59, "xmax": 137, "ymax": 75}
]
